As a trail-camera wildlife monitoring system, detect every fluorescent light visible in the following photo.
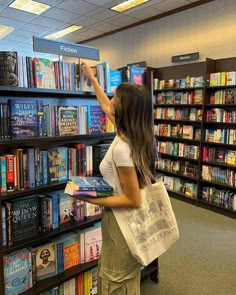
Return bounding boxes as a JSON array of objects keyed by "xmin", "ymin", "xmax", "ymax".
[
  {"xmin": 45, "ymin": 25, "xmax": 82, "ymax": 40},
  {"xmin": 0, "ymin": 25, "xmax": 14, "ymax": 39},
  {"xmin": 111, "ymin": 0, "xmax": 149, "ymax": 12},
  {"xmin": 9, "ymin": 0, "xmax": 50, "ymax": 15}
]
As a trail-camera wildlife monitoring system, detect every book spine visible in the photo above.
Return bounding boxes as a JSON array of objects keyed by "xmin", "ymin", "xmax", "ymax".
[
  {"xmin": 27, "ymin": 148, "xmax": 35, "ymax": 188},
  {"xmin": 52, "ymin": 195, "xmax": 59, "ymax": 230},
  {"xmin": 56, "ymin": 241, "xmax": 64, "ymax": 274},
  {"xmin": 0, "ymin": 155, "xmax": 7, "ymax": 192},
  {"xmin": 37, "ymin": 100, "xmax": 45, "ymax": 137},
  {"xmin": 5, "ymin": 202, "xmax": 13, "ymax": 246},
  {"xmin": 39, "ymin": 195, "xmax": 47, "ymax": 233},
  {"xmin": 2, "ymin": 206, "xmax": 7, "ymax": 246},
  {"xmin": 42, "ymin": 150, "xmax": 48, "ymax": 185},
  {"xmin": 5, "ymin": 154, "xmax": 15, "ymax": 192}
]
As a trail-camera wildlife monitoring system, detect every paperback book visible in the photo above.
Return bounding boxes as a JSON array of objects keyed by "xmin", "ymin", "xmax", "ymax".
[
  {"xmin": 66, "ymin": 176, "xmax": 113, "ymax": 192},
  {"xmin": 4, "ymin": 248, "xmax": 32, "ymax": 295}
]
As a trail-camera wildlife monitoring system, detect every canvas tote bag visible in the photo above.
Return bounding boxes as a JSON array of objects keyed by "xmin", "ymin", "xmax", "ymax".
[{"xmin": 111, "ymin": 157, "xmax": 179, "ymax": 266}]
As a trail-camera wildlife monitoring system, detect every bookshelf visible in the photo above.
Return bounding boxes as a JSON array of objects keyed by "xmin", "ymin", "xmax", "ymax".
[
  {"xmin": 0, "ymin": 50, "xmax": 159, "ymax": 294},
  {"xmin": 153, "ymin": 58, "xmax": 236, "ymax": 219}
]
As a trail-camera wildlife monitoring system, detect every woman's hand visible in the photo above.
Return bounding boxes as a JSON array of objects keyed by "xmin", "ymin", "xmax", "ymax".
[{"xmin": 81, "ymin": 61, "xmax": 96, "ymax": 82}]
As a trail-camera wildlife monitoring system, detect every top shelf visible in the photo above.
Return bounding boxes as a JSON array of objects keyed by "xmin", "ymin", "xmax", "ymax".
[
  {"xmin": 153, "ymin": 87, "xmax": 204, "ymax": 92},
  {"xmin": 0, "ymin": 86, "xmax": 113, "ymax": 98}
]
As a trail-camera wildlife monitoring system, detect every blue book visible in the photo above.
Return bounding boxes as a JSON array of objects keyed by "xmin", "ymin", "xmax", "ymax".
[
  {"xmin": 0, "ymin": 155, "xmax": 7, "ymax": 192},
  {"xmin": 45, "ymin": 192, "xmax": 59, "ymax": 230},
  {"xmin": 129, "ymin": 65, "xmax": 145, "ymax": 85},
  {"xmin": 9, "ymin": 99, "xmax": 38, "ymax": 139},
  {"xmin": 37, "ymin": 100, "xmax": 46, "ymax": 137},
  {"xmin": 87, "ymin": 105, "xmax": 106, "ymax": 134},
  {"xmin": 96, "ymin": 61, "xmax": 111, "ymax": 93},
  {"xmin": 4, "ymin": 248, "xmax": 32, "ymax": 295},
  {"xmin": 58, "ymin": 147, "xmax": 69, "ymax": 182},
  {"xmin": 26, "ymin": 148, "xmax": 35, "ymax": 188},
  {"xmin": 41, "ymin": 150, "xmax": 48, "ymax": 185},
  {"xmin": 109, "ymin": 69, "xmax": 122, "ymax": 93},
  {"xmin": 67, "ymin": 176, "xmax": 113, "ymax": 192}
]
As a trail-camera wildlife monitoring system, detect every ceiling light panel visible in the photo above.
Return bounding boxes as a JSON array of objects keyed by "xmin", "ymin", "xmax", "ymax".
[
  {"xmin": 0, "ymin": 25, "xmax": 14, "ymax": 39},
  {"xmin": 111, "ymin": 0, "xmax": 150, "ymax": 13},
  {"xmin": 9, "ymin": 0, "xmax": 50, "ymax": 15},
  {"xmin": 45, "ymin": 25, "xmax": 82, "ymax": 40}
]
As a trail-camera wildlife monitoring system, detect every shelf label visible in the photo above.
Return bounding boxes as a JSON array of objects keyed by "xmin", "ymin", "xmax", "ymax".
[
  {"xmin": 33, "ymin": 36, "xmax": 99, "ymax": 60},
  {"xmin": 172, "ymin": 52, "xmax": 199, "ymax": 63}
]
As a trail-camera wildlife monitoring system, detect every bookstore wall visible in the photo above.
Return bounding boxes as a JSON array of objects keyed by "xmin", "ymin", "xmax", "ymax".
[{"xmin": 87, "ymin": 0, "xmax": 236, "ymax": 69}]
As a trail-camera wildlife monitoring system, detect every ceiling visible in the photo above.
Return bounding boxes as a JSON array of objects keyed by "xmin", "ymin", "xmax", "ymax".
[{"xmin": 0, "ymin": 0, "xmax": 208, "ymax": 58}]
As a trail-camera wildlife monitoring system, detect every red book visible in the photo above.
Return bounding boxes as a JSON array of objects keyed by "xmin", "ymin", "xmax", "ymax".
[{"xmin": 5, "ymin": 154, "xmax": 15, "ymax": 192}]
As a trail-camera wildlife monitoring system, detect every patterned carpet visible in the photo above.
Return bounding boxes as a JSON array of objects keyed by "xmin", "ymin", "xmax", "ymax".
[{"xmin": 141, "ymin": 198, "xmax": 236, "ymax": 295}]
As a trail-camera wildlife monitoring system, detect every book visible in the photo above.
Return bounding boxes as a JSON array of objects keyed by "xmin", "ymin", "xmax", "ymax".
[
  {"xmin": 0, "ymin": 51, "xmax": 19, "ymax": 86},
  {"xmin": 129, "ymin": 65, "xmax": 145, "ymax": 85},
  {"xmin": 58, "ymin": 106, "xmax": 79, "ymax": 136},
  {"xmin": 109, "ymin": 69, "xmax": 122, "ymax": 93},
  {"xmin": 65, "ymin": 186, "xmax": 111, "ymax": 197},
  {"xmin": 5, "ymin": 195, "xmax": 41, "ymax": 245},
  {"xmin": 80, "ymin": 65, "xmax": 97, "ymax": 92},
  {"xmin": 66, "ymin": 176, "xmax": 113, "ymax": 192},
  {"xmin": 9, "ymin": 99, "xmax": 38, "ymax": 139},
  {"xmin": 87, "ymin": 105, "xmax": 107, "ymax": 134},
  {"xmin": 84, "ymin": 224, "xmax": 102, "ymax": 263},
  {"xmin": 32, "ymin": 57, "xmax": 56, "ymax": 89},
  {"xmin": 4, "ymin": 248, "xmax": 32, "ymax": 295},
  {"xmin": 31, "ymin": 241, "xmax": 57, "ymax": 281}
]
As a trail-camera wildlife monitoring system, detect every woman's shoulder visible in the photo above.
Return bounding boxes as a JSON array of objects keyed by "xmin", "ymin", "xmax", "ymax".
[{"xmin": 113, "ymin": 135, "xmax": 130, "ymax": 152}]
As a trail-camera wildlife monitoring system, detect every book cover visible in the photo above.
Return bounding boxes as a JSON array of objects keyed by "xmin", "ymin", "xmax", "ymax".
[
  {"xmin": 47, "ymin": 147, "xmax": 59, "ymax": 184},
  {"xmin": 84, "ymin": 225, "xmax": 102, "ymax": 262},
  {"xmin": 5, "ymin": 195, "xmax": 40, "ymax": 244},
  {"xmin": 32, "ymin": 57, "xmax": 56, "ymax": 89},
  {"xmin": 53, "ymin": 190, "xmax": 75, "ymax": 225},
  {"xmin": 129, "ymin": 65, "xmax": 145, "ymax": 85},
  {"xmin": 65, "ymin": 186, "xmax": 111, "ymax": 197},
  {"xmin": 9, "ymin": 99, "xmax": 38, "ymax": 139},
  {"xmin": 0, "ymin": 51, "xmax": 19, "ymax": 86},
  {"xmin": 109, "ymin": 69, "xmax": 122, "ymax": 93},
  {"xmin": 87, "ymin": 105, "xmax": 106, "ymax": 134},
  {"xmin": 4, "ymin": 248, "xmax": 32, "ymax": 295},
  {"xmin": 80, "ymin": 65, "xmax": 97, "ymax": 92},
  {"xmin": 66, "ymin": 176, "xmax": 113, "ymax": 192},
  {"xmin": 58, "ymin": 106, "xmax": 79, "ymax": 136},
  {"xmin": 96, "ymin": 61, "xmax": 111, "ymax": 93},
  {"xmin": 32, "ymin": 242, "xmax": 57, "ymax": 281}
]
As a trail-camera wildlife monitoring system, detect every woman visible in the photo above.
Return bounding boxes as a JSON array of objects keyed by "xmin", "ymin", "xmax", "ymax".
[{"xmin": 79, "ymin": 61, "xmax": 156, "ymax": 295}]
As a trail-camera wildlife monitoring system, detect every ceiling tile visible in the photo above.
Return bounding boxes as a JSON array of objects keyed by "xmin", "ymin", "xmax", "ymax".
[
  {"xmin": 70, "ymin": 15, "xmax": 99, "ymax": 27},
  {"xmin": 21, "ymin": 23, "xmax": 52, "ymax": 35},
  {"xmin": 0, "ymin": 7, "xmax": 37, "ymax": 22},
  {"xmin": 38, "ymin": 0, "xmax": 63, "ymax": 6},
  {"xmin": 0, "ymin": 0, "xmax": 12, "ymax": 5},
  {"xmin": 85, "ymin": 7, "xmax": 118, "ymax": 21},
  {"xmin": 30, "ymin": 16, "xmax": 65, "ymax": 28},
  {"xmin": 56, "ymin": 0, "xmax": 98, "ymax": 15},
  {"xmin": 126, "ymin": 7, "xmax": 163, "ymax": 20},
  {"xmin": 43, "ymin": 7, "xmax": 79, "ymax": 22},
  {"xmin": 88, "ymin": 21, "xmax": 119, "ymax": 33},
  {"xmin": 0, "ymin": 16, "xmax": 24, "ymax": 27},
  {"xmin": 106, "ymin": 14, "xmax": 139, "ymax": 27},
  {"xmin": 153, "ymin": 0, "xmax": 190, "ymax": 12},
  {"xmin": 85, "ymin": 0, "xmax": 114, "ymax": 5}
]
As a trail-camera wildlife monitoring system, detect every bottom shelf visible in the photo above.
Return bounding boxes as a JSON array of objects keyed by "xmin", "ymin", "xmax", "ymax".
[{"xmin": 22, "ymin": 258, "xmax": 159, "ymax": 295}]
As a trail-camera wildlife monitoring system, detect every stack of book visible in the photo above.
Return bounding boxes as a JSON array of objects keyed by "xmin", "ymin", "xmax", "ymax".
[{"xmin": 64, "ymin": 176, "xmax": 113, "ymax": 197}]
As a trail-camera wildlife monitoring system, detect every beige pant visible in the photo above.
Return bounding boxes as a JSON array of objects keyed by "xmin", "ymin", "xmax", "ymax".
[{"xmin": 97, "ymin": 208, "xmax": 141, "ymax": 295}]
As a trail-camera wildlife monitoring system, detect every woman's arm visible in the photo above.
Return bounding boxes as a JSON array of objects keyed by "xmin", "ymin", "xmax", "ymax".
[
  {"xmin": 74, "ymin": 166, "xmax": 141, "ymax": 209},
  {"xmin": 82, "ymin": 61, "xmax": 115, "ymax": 125}
]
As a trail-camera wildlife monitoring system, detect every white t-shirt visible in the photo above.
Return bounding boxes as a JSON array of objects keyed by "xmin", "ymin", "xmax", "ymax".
[{"xmin": 100, "ymin": 135, "xmax": 134, "ymax": 193}]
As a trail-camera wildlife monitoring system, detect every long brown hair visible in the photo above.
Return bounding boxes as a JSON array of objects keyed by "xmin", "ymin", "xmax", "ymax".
[{"xmin": 114, "ymin": 82, "xmax": 156, "ymax": 187}]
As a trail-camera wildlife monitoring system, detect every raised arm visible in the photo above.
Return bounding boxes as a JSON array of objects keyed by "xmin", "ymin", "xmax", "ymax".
[{"xmin": 81, "ymin": 61, "xmax": 115, "ymax": 125}]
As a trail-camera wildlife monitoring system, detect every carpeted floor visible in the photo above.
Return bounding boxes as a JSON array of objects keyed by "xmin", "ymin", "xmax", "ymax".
[{"xmin": 141, "ymin": 198, "xmax": 236, "ymax": 295}]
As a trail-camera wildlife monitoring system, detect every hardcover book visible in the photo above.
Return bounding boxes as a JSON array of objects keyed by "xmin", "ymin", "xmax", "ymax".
[
  {"xmin": 31, "ymin": 242, "xmax": 57, "ymax": 281},
  {"xmin": 109, "ymin": 69, "xmax": 122, "ymax": 93},
  {"xmin": 0, "ymin": 51, "xmax": 19, "ymax": 86},
  {"xmin": 129, "ymin": 65, "xmax": 145, "ymax": 85},
  {"xmin": 87, "ymin": 105, "xmax": 107, "ymax": 134},
  {"xmin": 58, "ymin": 106, "xmax": 79, "ymax": 136},
  {"xmin": 66, "ymin": 176, "xmax": 113, "ymax": 192},
  {"xmin": 32, "ymin": 57, "xmax": 56, "ymax": 89},
  {"xmin": 9, "ymin": 99, "xmax": 38, "ymax": 139},
  {"xmin": 5, "ymin": 195, "xmax": 40, "ymax": 244},
  {"xmin": 4, "ymin": 248, "xmax": 32, "ymax": 295}
]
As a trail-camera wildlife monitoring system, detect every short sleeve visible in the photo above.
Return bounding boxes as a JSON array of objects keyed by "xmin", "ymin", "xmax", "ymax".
[{"xmin": 113, "ymin": 139, "xmax": 134, "ymax": 167}]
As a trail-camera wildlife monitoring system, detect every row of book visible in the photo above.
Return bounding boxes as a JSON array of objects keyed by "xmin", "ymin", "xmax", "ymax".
[
  {"xmin": 205, "ymin": 108, "xmax": 236, "ymax": 123},
  {"xmin": 156, "ymin": 159, "xmax": 199, "ymax": 178},
  {"xmin": 153, "ymin": 76, "xmax": 204, "ymax": 90},
  {"xmin": 0, "ymin": 143, "xmax": 111, "ymax": 193},
  {"xmin": 155, "ymin": 89, "xmax": 203, "ymax": 105},
  {"xmin": 209, "ymin": 71, "xmax": 236, "ymax": 87},
  {"xmin": 158, "ymin": 141, "xmax": 199, "ymax": 160},
  {"xmin": 205, "ymin": 128, "xmax": 236, "ymax": 145},
  {"xmin": 39, "ymin": 268, "xmax": 98, "ymax": 295},
  {"xmin": 201, "ymin": 186, "xmax": 236, "ymax": 210},
  {"xmin": 3, "ymin": 223, "xmax": 101, "ymax": 294},
  {"xmin": 157, "ymin": 173, "xmax": 198, "ymax": 198},
  {"xmin": 0, "ymin": 51, "xmax": 148, "ymax": 93},
  {"xmin": 202, "ymin": 165, "xmax": 236, "ymax": 187},
  {"xmin": 2, "ymin": 189, "xmax": 103, "ymax": 247},
  {"xmin": 209, "ymin": 89, "xmax": 236, "ymax": 104},
  {"xmin": 3, "ymin": 99, "xmax": 114, "ymax": 140},
  {"xmin": 202, "ymin": 147, "xmax": 236, "ymax": 166},
  {"xmin": 155, "ymin": 124, "xmax": 201, "ymax": 140},
  {"xmin": 154, "ymin": 107, "xmax": 203, "ymax": 121}
]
